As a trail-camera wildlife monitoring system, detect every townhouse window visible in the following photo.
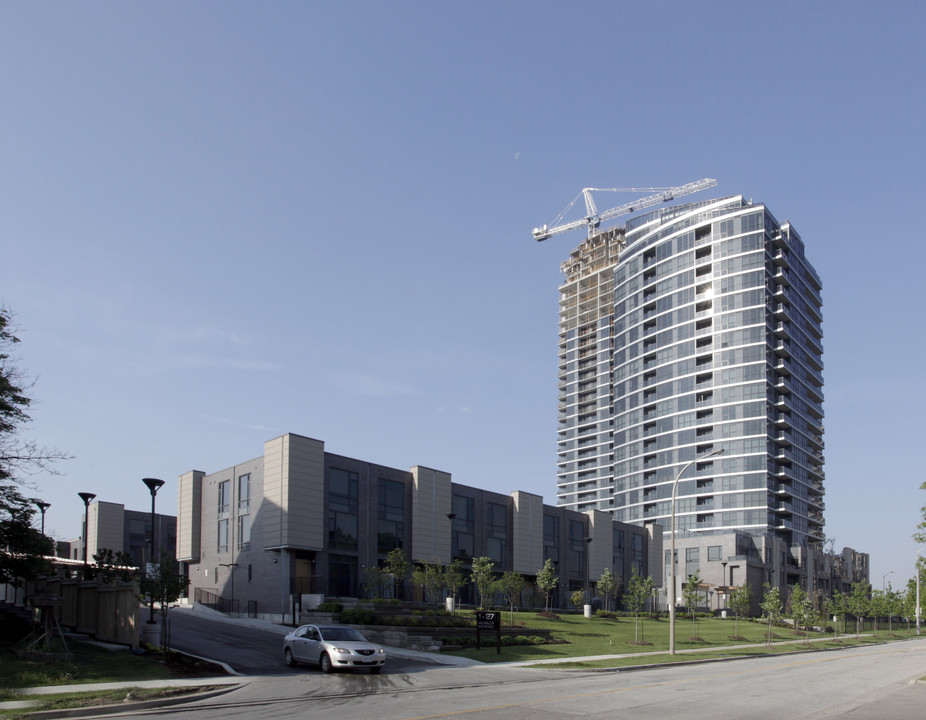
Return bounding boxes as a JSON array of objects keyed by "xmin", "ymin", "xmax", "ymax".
[
  {"xmin": 378, "ymin": 478, "xmax": 405, "ymax": 553},
  {"xmin": 328, "ymin": 468, "xmax": 358, "ymax": 551}
]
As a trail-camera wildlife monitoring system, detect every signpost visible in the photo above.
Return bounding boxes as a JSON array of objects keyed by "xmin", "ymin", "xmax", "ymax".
[{"xmin": 476, "ymin": 611, "xmax": 501, "ymax": 654}]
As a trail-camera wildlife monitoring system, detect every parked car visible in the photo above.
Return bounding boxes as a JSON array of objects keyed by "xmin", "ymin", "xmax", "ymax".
[{"xmin": 283, "ymin": 624, "xmax": 386, "ymax": 673}]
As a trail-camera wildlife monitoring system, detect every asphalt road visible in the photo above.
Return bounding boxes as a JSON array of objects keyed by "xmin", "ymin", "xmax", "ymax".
[
  {"xmin": 165, "ymin": 607, "xmax": 436, "ymax": 676},
  {"xmin": 144, "ymin": 616, "xmax": 926, "ymax": 720}
]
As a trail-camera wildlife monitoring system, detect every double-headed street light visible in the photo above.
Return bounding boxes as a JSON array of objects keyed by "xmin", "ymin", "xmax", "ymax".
[
  {"xmin": 142, "ymin": 478, "xmax": 165, "ymax": 624},
  {"xmin": 33, "ymin": 499, "xmax": 50, "ymax": 536},
  {"xmin": 669, "ymin": 447, "xmax": 724, "ymax": 655},
  {"xmin": 78, "ymin": 492, "xmax": 96, "ymax": 577},
  {"xmin": 917, "ymin": 548, "xmax": 925, "ymax": 636}
]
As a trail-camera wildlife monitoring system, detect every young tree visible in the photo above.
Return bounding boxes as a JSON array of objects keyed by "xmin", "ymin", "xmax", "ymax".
[
  {"xmin": 597, "ymin": 568, "xmax": 616, "ymax": 612},
  {"xmin": 761, "ymin": 584, "xmax": 783, "ymax": 646},
  {"xmin": 384, "ymin": 548, "xmax": 410, "ymax": 600},
  {"xmin": 624, "ymin": 567, "xmax": 655, "ymax": 643},
  {"xmin": 444, "ymin": 559, "xmax": 466, "ymax": 611},
  {"xmin": 411, "ymin": 560, "xmax": 445, "ymax": 604},
  {"xmin": 568, "ymin": 588, "xmax": 584, "ymax": 612},
  {"xmin": 0, "ymin": 309, "xmax": 67, "ymax": 586},
  {"xmin": 365, "ymin": 565, "xmax": 387, "ymax": 599},
  {"xmin": 848, "ymin": 581, "xmax": 871, "ymax": 637},
  {"xmin": 536, "ymin": 558, "xmax": 558, "ymax": 612},
  {"xmin": 682, "ymin": 570, "xmax": 703, "ymax": 639},
  {"xmin": 139, "ymin": 552, "xmax": 191, "ymax": 647},
  {"xmin": 728, "ymin": 583, "xmax": 751, "ymax": 639},
  {"xmin": 869, "ymin": 589, "xmax": 886, "ymax": 636},
  {"xmin": 824, "ymin": 589, "xmax": 848, "ymax": 639},
  {"xmin": 92, "ymin": 548, "xmax": 137, "ymax": 584},
  {"xmin": 470, "ymin": 556, "xmax": 496, "ymax": 609},
  {"xmin": 789, "ymin": 584, "xmax": 816, "ymax": 645},
  {"xmin": 884, "ymin": 586, "xmax": 902, "ymax": 634},
  {"xmin": 496, "ymin": 570, "xmax": 525, "ymax": 622}
]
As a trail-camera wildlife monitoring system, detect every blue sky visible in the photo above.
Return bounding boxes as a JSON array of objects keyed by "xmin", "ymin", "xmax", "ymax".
[{"xmin": 3, "ymin": 2, "xmax": 923, "ymax": 589}]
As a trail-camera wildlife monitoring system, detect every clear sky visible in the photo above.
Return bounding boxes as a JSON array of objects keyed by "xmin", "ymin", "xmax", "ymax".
[{"xmin": 3, "ymin": 2, "xmax": 923, "ymax": 590}]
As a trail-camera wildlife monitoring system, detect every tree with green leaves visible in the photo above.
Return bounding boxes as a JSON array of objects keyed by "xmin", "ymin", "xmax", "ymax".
[
  {"xmin": 869, "ymin": 588, "xmax": 886, "ymax": 636},
  {"xmin": 728, "ymin": 583, "xmax": 751, "ymax": 639},
  {"xmin": 884, "ymin": 586, "xmax": 902, "ymax": 634},
  {"xmin": 139, "ymin": 552, "xmax": 190, "ymax": 647},
  {"xmin": 0, "ymin": 308, "xmax": 66, "ymax": 586},
  {"xmin": 536, "ymin": 558, "xmax": 558, "ymax": 612},
  {"xmin": 470, "ymin": 556, "xmax": 496, "ymax": 609},
  {"xmin": 597, "ymin": 568, "xmax": 616, "ymax": 612},
  {"xmin": 682, "ymin": 570, "xmax": 703, "ymax": 639},
  {"xmin": 761, "ymin": 584, "xmax": 783, "ymax": 646},
  {"xmin": 848, "ymin": 581, "xmax": 871, "ymax": 637},
  {"xmin": 364, "ymin": 565, "xmax": 387, "ymax": 599},
  {"xmin": 570, "ymin": 588, "xmax": 586, "ymax": 612},
  {"xmin": 789, "ymin": 584, "xmax": 816, "ymax": 644},
  {"xmin": 624, "ymin": 567, "xmax": 655, "ymax": 643},
  {"xmin": 496, "ymin": 570, "xmax": 525, "ymax": 622},
  {"xmin": 824, "ymin": 589, "xmax": 848, "ymax": 639},
  {"xmin": 411, "ymin": 560, "xmax": 445, "ymax": 604},
  {"xmin": 92, "ymin": 548, "xmax": 137, "ymax": 584},
  {"xmin": 384, "ymin": 547, "xmax": 410, "ymax": 600},
  {"xmin": 444, "ymin": 558, "xmax": 466, "ymax": 612}
]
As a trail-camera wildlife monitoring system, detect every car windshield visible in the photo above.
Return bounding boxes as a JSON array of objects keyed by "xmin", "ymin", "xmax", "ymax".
[{"xmin": 319, "ymin": 627, "xmax": 367, "ymax": 642}]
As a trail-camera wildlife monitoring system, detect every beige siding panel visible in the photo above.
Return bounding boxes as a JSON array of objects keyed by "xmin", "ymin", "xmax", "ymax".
[
  {"xmin": 176, "ymin": 471, "xmax": 203, "ymax": 562},
  {"xmin": 410, "ymin": 467, "xmax": 452, "ymax": 564},
  {"xmin": 89, "ymin": 502, "xmax": 125, "ymax": 562},
  {"xmin": 284, "ymin": 434, "xmax": 325, "ymax": 549},
  {"xmin": 263, "ymin": 434, "xmax": 325, "ymax": 550},
  {"xmin": 511, "ymin": 491, "xmax": 544, "ymax": 575},
  {"xmin": 262, "ymin": 436, "xmax": 285, "ymax": 548}
]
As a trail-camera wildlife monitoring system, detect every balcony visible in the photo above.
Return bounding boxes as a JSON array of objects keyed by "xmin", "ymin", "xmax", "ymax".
[
  {"xmin": 772, "ymin": 268, "xmax": 790, "ymax": 286},
  {"xmin": 772, "ymin": 302, "xmax": 788, "ymax": 319},
  {"xmin": 774, "ymin": 322, "xmax": 791, "ymax": 339},
  {"xmin": 773, "ymin": 339, "xmax": 792, "ymax": 357},
  {"xmin": 771, "ymin": 249, "xmax": 791, "ymax": 268}
]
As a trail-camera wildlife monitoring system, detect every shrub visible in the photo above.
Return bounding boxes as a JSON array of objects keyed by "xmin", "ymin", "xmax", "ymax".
[
  {"xmin": 318, "ymin": 601, "xmax": 343, "ymax": 613},
  {"xmin": 340, "ymin": 608, "xmax": 375, "ymax": 625}
]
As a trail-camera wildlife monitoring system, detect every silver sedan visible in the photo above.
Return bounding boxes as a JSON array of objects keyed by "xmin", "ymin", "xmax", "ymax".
[{"xmin": 283, "ymin": 624, "xmax": 386, "ymax": 673}]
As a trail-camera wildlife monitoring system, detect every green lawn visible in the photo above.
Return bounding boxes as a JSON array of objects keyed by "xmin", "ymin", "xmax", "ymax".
[
  {"xmin": 442, "ymin": 610, "xmax": 920, "ymax": 664},
  {"xmin": 0, "ymin": 617, "xmax": 221, "ymax": 698}
]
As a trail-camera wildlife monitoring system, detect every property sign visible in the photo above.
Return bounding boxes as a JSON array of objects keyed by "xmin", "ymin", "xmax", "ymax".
[{"xmin": 475, "ymin": 611, "xmax": 501, "ymax": 653}]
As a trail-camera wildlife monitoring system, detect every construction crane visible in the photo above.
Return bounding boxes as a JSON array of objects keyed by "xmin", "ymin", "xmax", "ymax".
[{"xmin": 532, "ymin": 178, "xmax": 718, "ymax": 242}]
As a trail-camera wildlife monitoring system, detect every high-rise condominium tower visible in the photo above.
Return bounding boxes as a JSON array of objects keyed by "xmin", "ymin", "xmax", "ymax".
[{"xmin": 556, "ymin": 195, "xmax": 824, "ymax": 547}]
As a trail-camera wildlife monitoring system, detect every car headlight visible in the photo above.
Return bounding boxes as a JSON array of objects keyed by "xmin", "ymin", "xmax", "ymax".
[
  {"xmin": 377, "ymin": 648, "xmax": 385, "ymax": 654},
  {"xmin": 330, "ymin": 647, "xmax": 350, "ymax": 654}
]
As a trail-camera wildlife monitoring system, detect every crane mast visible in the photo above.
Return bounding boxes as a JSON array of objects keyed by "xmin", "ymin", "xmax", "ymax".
[{"xmin": 532, "ymin": 178, "xmax": 718, "ymax": 242}]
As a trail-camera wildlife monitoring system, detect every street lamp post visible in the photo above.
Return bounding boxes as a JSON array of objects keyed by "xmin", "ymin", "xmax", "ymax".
[
  {"xmin": 669, "ymin": 448, "xmax": 724, "ymax": 655},
  {"xmin": 917, "ymin": 548, "xmax": 925, "ymax": 636},
  {"xmin": 584, "ymin": 537, "xmax": 593, "ymax": 617},
  {"xmin": 77, "ymin": 492, "xmax": 96, "ymax": 577},
  {"xmin": 142, "ymin": 478, "xmax": 165, "ymax": 624},
  {"xmin": 33, "ymin": 499, "xmax": 50, "ymax": 536},
  {"xmin": 882, "ymin": 570, "xmax": 893, "ymax": 591},
  {"xmin": 446, "ymin": 513, "xmax": 456, "ymax": 612}
]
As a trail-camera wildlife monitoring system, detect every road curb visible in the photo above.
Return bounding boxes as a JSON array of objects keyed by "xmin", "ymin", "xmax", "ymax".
[{"xmin": 20, "ymin": 683, "xmax": 243, "ymax": 719}]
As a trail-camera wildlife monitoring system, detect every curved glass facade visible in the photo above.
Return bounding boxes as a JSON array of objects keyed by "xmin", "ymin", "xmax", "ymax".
[{"xmin": 556, "ymin": 196, "xmax": 824, "ymax": 547}]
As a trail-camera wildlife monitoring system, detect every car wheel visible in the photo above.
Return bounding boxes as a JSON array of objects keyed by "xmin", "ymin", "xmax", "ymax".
[
  {"xmin": 284, "ymin": 648, "xmax": 297, "ymax": 667},
  {"xmin": 370, "ymin": 666, "xmax": 382, "ymax": 674},
  {"xmin": 319, "ymin": 652, "xmax": 332, "ymax": 673}
]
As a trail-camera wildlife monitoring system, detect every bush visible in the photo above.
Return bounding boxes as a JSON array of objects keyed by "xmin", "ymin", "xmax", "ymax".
[
  {"xmin": 340, "ymin": 608, "xmax": 375, "ymax": 625},
  {"xmin": 317, "ymin": 601, "xmax": 343, "ymax": 613}
]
